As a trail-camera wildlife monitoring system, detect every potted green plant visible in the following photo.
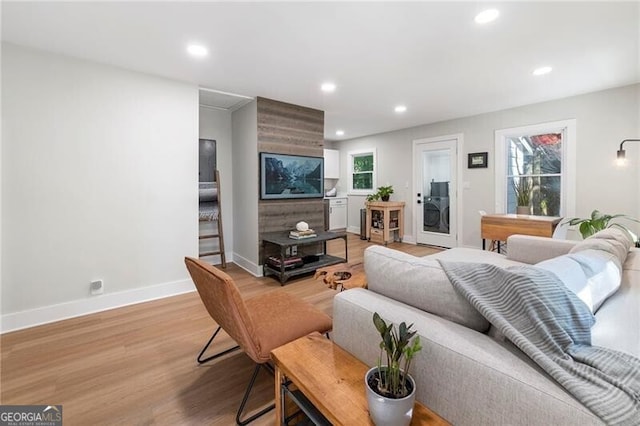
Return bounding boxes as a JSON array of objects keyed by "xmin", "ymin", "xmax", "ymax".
[
  {"xmin": 377, "ymin": 185, "xmax": 394, "ymax": 202},
  {"xmin": 513, "ymin": 176, "xmax": 532, "ymax": 215},
  {"xmin": 365, "ymin": 312, "xmax": 422, "ymax": 426},
  {"xmin": 565, "ymin": 210, "xmax": 639, "ymax": 245},
  {"xmin": 366, "ymin": 192, "xmax": 380, "ymax": 202}
]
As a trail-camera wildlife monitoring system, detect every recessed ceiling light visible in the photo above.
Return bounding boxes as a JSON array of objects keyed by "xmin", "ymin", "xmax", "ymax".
[
  {"xmin": 533, "ymin": 66, "xmax": 553, "ymax": 76},
  {"xmin": 475, "ymin": 9, "xmax": 500, "ymax": 24},
  {"xmin": 187, "ymin": 44, "xmax": 208, "ymax": 57},
  {"xmin": 394, "ymin": 105, "xmax": 407, "ymax": 113},
  {"xmin": 336, "ymin": 130, "xmax": 345, "ymax": 136},
  {"xmin": 321, "ymin": 82, "xmax": 336, "ymax": 93}
]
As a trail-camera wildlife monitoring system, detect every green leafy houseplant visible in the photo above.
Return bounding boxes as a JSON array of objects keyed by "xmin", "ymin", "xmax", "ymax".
[
  {"xmin": 370, "ymin": 312, "xmax": 422, "ymax": 398},
  {"xmin": 366, "ymin": 192, "xmax": 380, "ymax": 202},
  {"xmin": 377, "ymin": 185, "xmax": 394, "ymax": 201},
  {"xmin": 366, "ymin": 185, "xmax": 394, "ymax": 202},
  {"xmin": 565, "ymin": 210, "xmax": 640, "ymax": 245},
  {"xmin": 513, "ymin": 176, "xmax": 532, "ymax": 207}
]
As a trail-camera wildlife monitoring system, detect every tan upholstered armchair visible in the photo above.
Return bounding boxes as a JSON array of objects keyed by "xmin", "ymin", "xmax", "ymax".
[{"xmin": 184, "ymin": 257, "xmax": 332, "ymax": 425}]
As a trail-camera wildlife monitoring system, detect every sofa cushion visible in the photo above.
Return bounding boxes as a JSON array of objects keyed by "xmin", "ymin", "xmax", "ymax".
[
  {"xmin": 507, "ymin": 235, "xmax": 578, "ymax": 264},
  {"xmin": 427, "ymin": 247, "xmax": 524, "ymax": 268},
  {"xmin": 364, "ymin": 246, "xmax": 490, "ymax": 332},
  {"xmin": 536, "ymin": 228, "xmax": 633, "ymax": 314},
  {"xmin": 537, "ymin": 250, "xmax": 623, "ymax": 314},
  {"xmin": 569, "ymin": 228, "xmax": 632, "ymax": 266}
]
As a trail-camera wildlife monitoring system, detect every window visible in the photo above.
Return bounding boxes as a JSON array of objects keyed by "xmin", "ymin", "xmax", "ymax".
[
  {"xmin": 348, "ymin": 149, "xmax": 376, "ymax": 194},
  {"xmin": 495, "ymin": 120, "xmax": 576, "ymax": 217}
]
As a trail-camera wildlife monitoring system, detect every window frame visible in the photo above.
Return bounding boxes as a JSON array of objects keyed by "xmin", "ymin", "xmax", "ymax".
[
  {"xmin": 348, "ymin": 148, "xmax": 377, "ymax": 195},
  {"xmin": 494, "ymin": 120, "xmax": 576, "ymax": 217}
]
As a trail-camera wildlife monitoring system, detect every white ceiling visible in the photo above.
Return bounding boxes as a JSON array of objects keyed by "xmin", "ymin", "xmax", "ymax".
[{"xmin": 2, "ymin": 2, "xmax": 639, "ymax": 141}]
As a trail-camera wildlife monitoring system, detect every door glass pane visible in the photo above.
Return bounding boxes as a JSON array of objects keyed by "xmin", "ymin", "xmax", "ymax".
[{"xmin": 422, "ymin": 149, "xmax": 450, "ymax": 234}]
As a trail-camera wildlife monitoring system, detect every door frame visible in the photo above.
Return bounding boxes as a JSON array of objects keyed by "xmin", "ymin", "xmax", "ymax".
[{"xmin": 412, "ymin": 133, "xmax": 464, "ymax": 247}]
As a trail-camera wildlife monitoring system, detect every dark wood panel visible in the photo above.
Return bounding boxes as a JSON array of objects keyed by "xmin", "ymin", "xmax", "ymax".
[
  {"xmin": 257, "ymin": 98, "xmax": 324, "ymax": 126},
  {"xmin": 258, "ymin": 143, "xmax": 323, "ymax": 158},
  {"xmin": 257, "ymin": 97, "xmax": 325, "ymax": 264},
  {"xmin": 259, "ymin": 200, "xmax": 325, "ymax": 232}
]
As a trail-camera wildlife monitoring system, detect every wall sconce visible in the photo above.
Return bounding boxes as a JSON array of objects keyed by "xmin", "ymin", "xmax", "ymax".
[{"xmin": 616, "ymin": 139, "xmax": 640, "ymax": 166}]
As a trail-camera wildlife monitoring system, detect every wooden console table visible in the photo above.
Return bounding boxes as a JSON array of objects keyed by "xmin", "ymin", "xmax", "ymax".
[
  {"xmin": 366, "ymin": 201, "xmax": 405, "ymax": 245},
  {"xmin": 271, "ymin": 333, "xmax": 449, "ymax": 426},
  {"xmin": 481, "ymin": 214, "xmax": 562, "ymax": 253},
  {"xmin": 262, "ymin": 230, "xmax": 348, "ymax": 284}
]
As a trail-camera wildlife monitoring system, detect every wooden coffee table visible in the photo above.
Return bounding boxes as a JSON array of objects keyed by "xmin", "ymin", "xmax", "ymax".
[
  {"xmin": 271, "ymin": 333, "xmax": 449, "ymax": 426},
  {"xmin": 314, "ymin": 262, "xmax": 367, "ymax": 290}
]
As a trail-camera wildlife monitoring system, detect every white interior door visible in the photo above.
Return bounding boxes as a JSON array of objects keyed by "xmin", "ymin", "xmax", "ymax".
[{"xmin": 414, "ymin": 137, "xmax": 457, "ymax": 248}]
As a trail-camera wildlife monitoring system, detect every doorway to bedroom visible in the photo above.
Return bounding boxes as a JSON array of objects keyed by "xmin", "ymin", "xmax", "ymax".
[{"xmin": 199, "ymin": 139, "xmax": 224, "ymax": 264}]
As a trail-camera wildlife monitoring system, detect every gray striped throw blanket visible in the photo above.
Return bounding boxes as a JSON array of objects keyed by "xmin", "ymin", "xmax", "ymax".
[{"xmin": 439, "ymin": 261, "xmax": 640, "ymax": 425}]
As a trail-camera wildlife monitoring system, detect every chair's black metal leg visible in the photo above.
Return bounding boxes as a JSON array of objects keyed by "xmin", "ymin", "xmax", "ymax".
[
  {"xmin": 236, "ymin": 364, "xmax": 275, "ymax": 425},
  {"xmin": 197, "ymin": 326, "xmax": 241, "ymax": 364}
]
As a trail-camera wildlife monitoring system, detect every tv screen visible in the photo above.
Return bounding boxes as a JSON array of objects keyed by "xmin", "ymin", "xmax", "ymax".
[{"xmin": 260, "ymin": 152, "xmax": 324, "ymax": 200}]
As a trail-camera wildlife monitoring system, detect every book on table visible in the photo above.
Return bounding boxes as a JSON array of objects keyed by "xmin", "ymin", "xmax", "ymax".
[
  {"xmin": 267, "ymin": 256, "xmax": 304, "ymax": 269},
  {"xmin": 289, "ymin": 229, "xmax": 317, "ymax": 239}
]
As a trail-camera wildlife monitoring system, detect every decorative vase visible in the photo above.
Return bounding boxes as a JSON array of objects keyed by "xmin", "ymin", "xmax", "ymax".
[
  {"xmin": 381, "ymin": 195, "xmax": 390, "ymax": 202},
  {"xmin": 365, "ymin": 367, "xmax": 416, "ymax": 426},
  {"xmin": 516, "ymin": 206, "xmax": 530, "ymax": 215}
]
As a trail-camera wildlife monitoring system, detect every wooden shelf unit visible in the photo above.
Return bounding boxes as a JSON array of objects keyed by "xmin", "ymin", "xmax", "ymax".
[{"xmin": 366, "ymin": 201, "xmax": 405, "ymax": 245}]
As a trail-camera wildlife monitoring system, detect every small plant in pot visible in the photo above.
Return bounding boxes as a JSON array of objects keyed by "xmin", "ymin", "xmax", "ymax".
[
  {"xmin": 366, "ymin": 192, "xmax": 380, "ymax": 202},
  {"xmin": 513, "ymin": 176, "xmax": 532, "ymax": 215},
  {"xmin": 366, "ymin": 312, "xmax": 422, "ymax": 426},
  {"xmin": 377, "ymin": 185, "xmax": 394, "ymax": 202}
]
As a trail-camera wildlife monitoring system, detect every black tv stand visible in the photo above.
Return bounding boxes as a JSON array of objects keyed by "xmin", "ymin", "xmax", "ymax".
[{"xmin": 262, "ymin": 231, "xmax": 348, "ymax": 284}]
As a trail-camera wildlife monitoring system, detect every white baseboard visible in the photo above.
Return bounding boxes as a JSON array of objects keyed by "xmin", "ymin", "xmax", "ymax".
[
  {"xmin": 232, "ymin": 252, "xmax": 262, "ymax": 277},
  {"xmin": 347, "ymin": 226, "xmax": 361, "ymax": 235},
  {"xmin": 1, "ymin": 278, "xmax": 195, "ymax": 334},
  {"xmin": 402, "ymin": 235, "xmax": 416, "ymax": 244}
]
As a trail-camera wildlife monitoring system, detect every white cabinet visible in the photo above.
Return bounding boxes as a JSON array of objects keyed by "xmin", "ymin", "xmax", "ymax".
[
  {"xmin": 328, "ymin": 197, "xmax": 348, "ymax": 230},
  {"xmin": 324, "ymin": 148, "xmax": 340, "ymax": 179}
]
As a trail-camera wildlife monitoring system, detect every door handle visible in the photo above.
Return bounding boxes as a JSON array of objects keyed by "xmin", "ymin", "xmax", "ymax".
[
  {"xmin": 417, "ymin": 200, "xmax": 422, "ymax": 204},
  {"xmin": 417, "ymin": 193, "xmax": 421, "ymax": 197}
]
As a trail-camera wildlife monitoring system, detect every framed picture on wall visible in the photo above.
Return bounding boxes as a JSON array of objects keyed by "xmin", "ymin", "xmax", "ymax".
[
  {"xmin": 260, "ymin": 152, "xmax": 324, "ymax": 199},
  {"xmin": 468, "ymin": 152, "xmax": 488, "ymax": 169}
]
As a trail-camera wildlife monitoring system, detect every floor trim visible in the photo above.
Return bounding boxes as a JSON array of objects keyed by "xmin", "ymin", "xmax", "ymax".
[{"xmin": 1, "ymin": 279, "xmax": 195, "ymax": 333}]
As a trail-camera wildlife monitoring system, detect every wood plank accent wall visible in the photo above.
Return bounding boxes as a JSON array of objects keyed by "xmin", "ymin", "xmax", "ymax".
[{"xmin": 257, "ymin": 97, "xmax": 325, "ymax": 263}]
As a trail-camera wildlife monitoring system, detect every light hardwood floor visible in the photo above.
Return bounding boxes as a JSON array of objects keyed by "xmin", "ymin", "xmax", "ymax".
[{"xmin": 1, "ymin": 234, "xmax": 441, "ymax": 425}]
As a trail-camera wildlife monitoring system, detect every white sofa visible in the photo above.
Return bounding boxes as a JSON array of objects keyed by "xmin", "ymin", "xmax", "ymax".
[{"xmin": 332, "ymin": 232, "xmax": 639, "ymax": 425}]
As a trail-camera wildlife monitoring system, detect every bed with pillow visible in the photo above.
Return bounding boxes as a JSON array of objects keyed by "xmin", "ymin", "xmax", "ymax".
[
  {"xmin": 199, "ymin": 182, "xmax": 219, "ymax": 222},
  {"xmin": 332, "ymin": 229, "xmax": 639, "ymax": 426}
]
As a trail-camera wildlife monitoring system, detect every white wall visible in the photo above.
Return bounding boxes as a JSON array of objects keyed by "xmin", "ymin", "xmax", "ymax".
[
  {"xmin": 338, "ymin": 84, "xmax": 640, "ymax": 247},
  {"xmin": 1, "ymin": 44, "xmax": 199, "ymax": 331},
  {"xmin": 231, "ymin": 100, "xmax": 260, "ymax": 274},
  {"xmin": 199, "ymin": 107, "xmax": 234, "ymax": 265}
]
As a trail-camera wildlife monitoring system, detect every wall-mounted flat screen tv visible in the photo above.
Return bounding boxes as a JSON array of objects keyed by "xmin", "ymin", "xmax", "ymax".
[{"xmin": 260, "ymin": 152, "xmax": 324, "ymax": 200}]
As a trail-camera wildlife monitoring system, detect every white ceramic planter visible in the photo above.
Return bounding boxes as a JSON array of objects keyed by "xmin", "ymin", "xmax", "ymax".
[{"xmin": 365, "ymin": 366, "xmax": 416, "ymax": 426}]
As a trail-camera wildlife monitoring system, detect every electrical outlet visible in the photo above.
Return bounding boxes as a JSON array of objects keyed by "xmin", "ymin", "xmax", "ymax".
[
  {"xmin": 291, "ymin": 245, "xmax": 298, "ymax": 256},
  {"xmin": 90, "ymin": 280, "xmax": 104, "ymax": 295}
]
